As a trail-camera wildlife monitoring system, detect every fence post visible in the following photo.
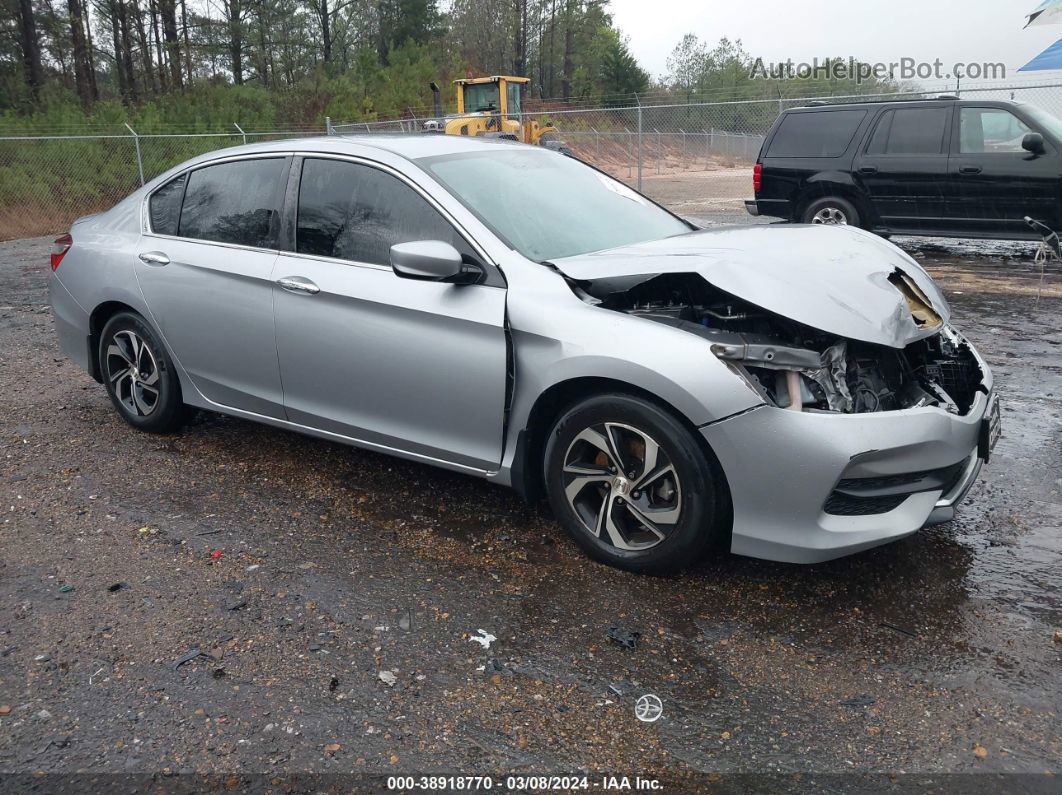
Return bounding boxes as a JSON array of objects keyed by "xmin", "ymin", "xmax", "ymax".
[
  {"xmin": 591, "ymin": 126, "xmax": 600, "ymax": 161},
  {"xmin": 233, "ymin": 122, "xmax": 246, "ymax": 144},
  {"xmin": 124, "ymin": 123, "xmax": 144, "ymax": 187},
  {"xmin": 325, "ymin": 117, "xmax": 334, "ymax": 135},
  {"xmin": 635, "ymin": 94, "xmax": 643, "ymax": 191},
  {"xmin": 624, "ymin": 127, "xmax": 633, "ymax": 179}
]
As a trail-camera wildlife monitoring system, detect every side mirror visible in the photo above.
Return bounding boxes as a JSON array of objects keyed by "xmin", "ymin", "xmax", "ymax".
[
  {"xmin": 1022, "ymin": 132, "xmax": 1046, "ymax": 155},
  {"xmin": 390, "ymin": 240, "xmax": 481, "ymax": 284}
]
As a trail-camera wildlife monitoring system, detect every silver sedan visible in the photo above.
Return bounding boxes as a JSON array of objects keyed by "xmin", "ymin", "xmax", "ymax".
[{"xmin": 48, "ymin": 135, "xmax": 999, "ymax": 572}]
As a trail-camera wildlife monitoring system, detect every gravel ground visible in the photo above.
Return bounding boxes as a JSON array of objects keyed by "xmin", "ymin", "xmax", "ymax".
[{"xmin": 0, "ymin": 226, "xmax": 1060, "ymax": 792}]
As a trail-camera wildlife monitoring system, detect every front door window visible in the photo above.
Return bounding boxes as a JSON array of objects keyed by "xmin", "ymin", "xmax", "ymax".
[{"xmin": 960, "ymin": 108, "xmax": 1032, "ymax": 153}]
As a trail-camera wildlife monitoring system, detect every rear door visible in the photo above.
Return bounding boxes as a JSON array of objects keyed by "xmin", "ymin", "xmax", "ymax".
[
  {"xmin": 946, "ymin": 105, "xmax": 1062, "ymax": 235},
  {"xmin": 853, "ymin": 105, "xmax": 952, "ymax": 232},
  {"xmin": 271, "ymin": 155, "xmax": 508, "ymax": 471},
  {"xmin": 136, "ymin": 156, "xmax": 288, "ymax": 417}
]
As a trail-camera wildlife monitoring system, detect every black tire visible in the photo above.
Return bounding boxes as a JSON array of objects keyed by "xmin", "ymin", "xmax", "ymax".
[
  {"xmin": 98, "ymin": 311, "xmax": 187, "ymax": 433},
  {"xmin": 543, "ymin": 393, "xmax": 724, "ymax": 574},
  {"xmin": 801, "ymin": 196, "xmax": 861, "ymax": 228}
]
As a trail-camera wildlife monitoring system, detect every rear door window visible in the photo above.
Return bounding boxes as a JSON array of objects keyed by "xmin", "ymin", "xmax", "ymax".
[
  {"xmin": 766, "ymin": 110, "xmax": 867, "ymax": 158},
  {"xmin": 866, "ymin": 108, "xmax": 950, "ymax": 155},
  {"xmin": 295, "ymin": 158, "xmax": 470, "ymax": 266},
  {"xmin": 148, "ymin": 173, "xmax": 187, "ymax": 235},
  {"xmin": 178, "ymin": 158, "xmax": 285, "ymax": 248}
]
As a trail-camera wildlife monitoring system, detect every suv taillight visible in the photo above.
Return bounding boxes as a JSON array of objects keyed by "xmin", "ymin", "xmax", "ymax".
[
  {"xmin": 752, "ymin": 163, "xmax": 762, "ymax": 194},
  {"xmin": 50, "ymin": 233, "xmax": 72, "ymax": 271}
]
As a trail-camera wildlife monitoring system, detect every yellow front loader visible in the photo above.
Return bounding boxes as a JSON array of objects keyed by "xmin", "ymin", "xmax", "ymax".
[{"xmin": 426, "ymin": 76, "xmax": 566, "ymax": 150}]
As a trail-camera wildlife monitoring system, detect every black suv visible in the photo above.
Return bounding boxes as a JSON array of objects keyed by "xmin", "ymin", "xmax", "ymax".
[{"xmin": 746, "ymin": 97, "xmax": 1062, "ymax": 239}]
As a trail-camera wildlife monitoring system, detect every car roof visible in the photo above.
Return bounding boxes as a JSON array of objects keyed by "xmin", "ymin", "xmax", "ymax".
[
  {"xmin": 191, "ymin": 133, "xmax": 525, "ymax": 163},
  {"xmin": 141, "ymin": 132, "xmax": 548, "ymax": 194}
]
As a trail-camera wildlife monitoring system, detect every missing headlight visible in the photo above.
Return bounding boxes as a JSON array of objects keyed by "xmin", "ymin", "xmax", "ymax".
[{"xmin": 584, "ymin": 273, "xmax": 982, "ymax": 415}]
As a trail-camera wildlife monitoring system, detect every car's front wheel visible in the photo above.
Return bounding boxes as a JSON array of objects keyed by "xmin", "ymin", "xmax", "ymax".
[
  {"xmin": 99, "ymin": 311, "xmax": 187, "ymax": 433},
  {"xmin": 543, "ymin": 394, "xmax": 725, "ymax": 573}
]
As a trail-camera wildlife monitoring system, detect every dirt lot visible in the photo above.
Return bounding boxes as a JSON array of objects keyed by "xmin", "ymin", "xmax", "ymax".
[
  {"xmin": 640, "ymin": 169, "xmax": 755, "ymax": 222},
  {"xmin": 1, "ymin": 220, "xmax": 1060, "ymax": 791}
]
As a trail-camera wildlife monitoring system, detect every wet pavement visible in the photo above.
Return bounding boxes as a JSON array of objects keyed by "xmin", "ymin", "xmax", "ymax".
[{"xmin": 0, "ymin": 233, "xmax": 1059, "ymax": 790}]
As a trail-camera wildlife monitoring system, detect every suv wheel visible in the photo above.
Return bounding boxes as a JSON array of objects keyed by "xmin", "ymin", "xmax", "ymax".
[
  {"xmin": 802, "ymin": 196, "xmax": 860, "ymax": 227},
  {"xmin": 99, "ymin": 312, "xmax": 187, "ymax": 433},
  {"xmin": 543, "ymin": 394, "xmax": 723, "ymax": 574}
]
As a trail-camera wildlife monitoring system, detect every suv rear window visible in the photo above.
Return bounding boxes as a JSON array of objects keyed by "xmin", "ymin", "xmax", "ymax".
[{"xmin": 766, "ymin": 110, "xmax": 867, "ymax": 158}]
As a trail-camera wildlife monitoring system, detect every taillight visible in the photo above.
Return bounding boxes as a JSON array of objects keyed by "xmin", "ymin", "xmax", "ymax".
[
  {"xmin": 50, "ymin": 233, "xmax": 72, "ymax": 271},
  {"xmin": 752, "ymin": 163, "xmax": 762, "ymax": 194}
]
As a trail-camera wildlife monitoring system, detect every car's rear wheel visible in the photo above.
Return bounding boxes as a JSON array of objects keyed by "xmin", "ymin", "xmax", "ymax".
[
  {"xmin": 802, "ymin": 196, "xmax": 860, "ymax": 227},
  {"xmin": 99, "ymin": 312, "xmax": 187, "ymax": 433},
  {"xmin": 543, "ymin": 394, "xmax": 724, "ymax": 573}
]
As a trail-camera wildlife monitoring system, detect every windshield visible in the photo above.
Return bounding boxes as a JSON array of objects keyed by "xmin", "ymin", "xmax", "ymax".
[
  {"xmin": 462, "ymin": 83, "xmax": 500, "ymax": 113},
  {"xmin": 1020, "ymin": 103, "xmax": 1062, "ymax": 141},
  {"xmin": 418, "ymin": 149, "xmax": 692, "ymax": 261}
]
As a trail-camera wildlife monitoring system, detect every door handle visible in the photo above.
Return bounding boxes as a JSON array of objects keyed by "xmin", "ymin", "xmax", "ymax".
[
  {"xmin": 138, "ymin": 251, "xmax": 170, "ymax": 266},
  {"xmin": 275, "ymin": 276, "xmax": 320, "ymax": 295},
  {"xmin": 959, "ymin": 165, "xmax": 982, "ymax": 175},
  {"xmin": 858, "ymin": 166, "xmax": 878, "ymax": 174}
]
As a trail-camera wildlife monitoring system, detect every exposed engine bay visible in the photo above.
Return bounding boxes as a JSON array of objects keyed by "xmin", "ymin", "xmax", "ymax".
[{"xmin": 577, "ymin": 273, "xmax": 984, "ymax": 415}]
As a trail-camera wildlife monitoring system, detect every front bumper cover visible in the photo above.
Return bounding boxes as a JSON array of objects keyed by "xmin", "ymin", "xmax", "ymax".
[{"xmin": 702, "ymin": 367, "xmax": 994, "ymax": 564}]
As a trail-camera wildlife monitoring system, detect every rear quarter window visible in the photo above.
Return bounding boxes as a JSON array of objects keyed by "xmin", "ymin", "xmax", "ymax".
[
  {"xmin": 148, "ymin": 173, "xmax": 187, "ymax": 235},
  {"xmin": 766, "ymin": 110, "xmax": 867, "ymax": 158}
]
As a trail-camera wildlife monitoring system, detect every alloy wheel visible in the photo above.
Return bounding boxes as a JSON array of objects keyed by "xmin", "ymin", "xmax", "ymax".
[
  {"xmin": 105, "ymin": 329, "xmax": 161, "ymax": 417},
  {"xmin": 811, "ymin": 206, "xmax": 848, "ymax": 225},
  {"xmin": 561, "ymin": 422, "xmax": 682, "ymax": 551}
]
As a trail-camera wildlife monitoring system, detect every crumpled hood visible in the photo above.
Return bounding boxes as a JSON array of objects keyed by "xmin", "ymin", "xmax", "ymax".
[{"xmin": 551, "ymin": 224, "xmax": 951, "ymax": 349}]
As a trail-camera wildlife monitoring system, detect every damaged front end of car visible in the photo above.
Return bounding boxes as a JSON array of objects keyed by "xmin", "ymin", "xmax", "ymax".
[
  {"xmin": 575, "ymin": 271, "xmax": 984, "ymax": 417},
  {"xmin": 549, "ymin": 225, "xmax": 996, "ymax": 563}
]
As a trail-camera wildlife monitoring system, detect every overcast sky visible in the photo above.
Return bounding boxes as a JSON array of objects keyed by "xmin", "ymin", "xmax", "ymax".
[{"xmin": 610, "ymin": 0, "xmax": 1062, "ymax": 85}]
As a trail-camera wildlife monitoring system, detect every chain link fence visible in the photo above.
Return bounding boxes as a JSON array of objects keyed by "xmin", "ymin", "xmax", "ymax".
[
  {"xmin": 0, "ymin": 128, "xmax": 313, "ymax": 240},
  {"xmin": 5, "ymin": 81, "xmax": 1062, "ymax": 240}
]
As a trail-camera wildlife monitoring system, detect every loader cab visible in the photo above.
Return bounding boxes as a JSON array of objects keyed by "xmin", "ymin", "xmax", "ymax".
[
  {"xmin": 441, "ymin": 75, "xmax": 558, "ymax": 147},
  {"xmin": 455, "ymin": 76, "xmax": 527, "ymax": 121}
]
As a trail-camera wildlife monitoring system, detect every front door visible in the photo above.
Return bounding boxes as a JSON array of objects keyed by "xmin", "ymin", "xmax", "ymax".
[
  {"xmin": 135, "ymin": 156, "xmax": 288, "ymax": 418},
  {"xmin": 945, "ymin": 105, "xmax": 1062, "ymax": 236},
  {"xmin": 854, "ymin": 105, "xmax": 952, "ymax": 232},
  {"xmin": 272, "ymin": 156, "xmax": 508, "ymax": 471}
]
